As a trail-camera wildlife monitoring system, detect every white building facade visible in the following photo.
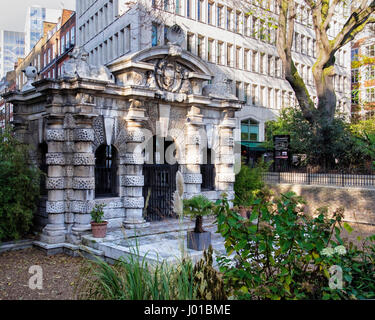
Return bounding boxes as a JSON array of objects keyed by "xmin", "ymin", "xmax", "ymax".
[{"xmin": 76, "ymin": 0, "xmax": 352, "ymax": 146}]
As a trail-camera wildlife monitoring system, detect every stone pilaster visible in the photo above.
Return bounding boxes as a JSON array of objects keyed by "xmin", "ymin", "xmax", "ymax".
[
  {"xmin": 70, "ymin": 115, "xmax": 96, "ymax": 243},
  {"xmin": 182, "ymin": 106, "xmax": 204, "ymax": 198},
  {"xmin": 40, "ymin": 116, "xmax": 67, "ymax": 244},
  {"xmin": 215, "ymin": 110, "xmax": 236, "ymax": 202},
  {"xmin": 122, "ymin": 99, "xmax": 149, "ymax": 229}
]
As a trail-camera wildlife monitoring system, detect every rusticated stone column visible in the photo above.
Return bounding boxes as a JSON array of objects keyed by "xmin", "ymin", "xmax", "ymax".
[
  {"xmin": 122, "ymin": 99, "xmax": 149, "ymax": 229},
  {"xmin": 182, "ymin": 106, "xmax": 204, "ymax": 199},
  {"xmin": 40, "ymin": 116, "xmax": 67, "ymax": 244},
  {"xmin": 70, "ymin": 115, "xmax": 96, "ymax": 243},
  {"xmin": 215, "ymin": 110, "xmax": 236, "ymax": 202}
]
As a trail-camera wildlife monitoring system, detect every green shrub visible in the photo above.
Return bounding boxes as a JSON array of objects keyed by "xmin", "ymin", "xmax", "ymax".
[
  {"xmin": 234, "ymin": 160, "xmax": 268, "ymax": 208},
  {"xmin": 90, "ymin": 204, "xmax": 106, "ymax": 223},
  {"xmin": 0, "ymin": 127, "xmax": 41, "ymax": 242},
  {"xmin": 215, "ymin": 192, "xmax": 375, "ymax": 300}
]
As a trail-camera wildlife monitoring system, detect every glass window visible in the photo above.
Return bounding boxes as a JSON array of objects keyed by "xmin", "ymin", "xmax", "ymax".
[
  {"xmin": 217, "ymin": 5, "xmax": 223, "ymax": 27},
  {"xmin": 241, "ymin": 119, "xmax": 259, "ymax": 142},
  {"xmin": 152, "ymin": 23, "xmax": 158, "ymax": 47}
]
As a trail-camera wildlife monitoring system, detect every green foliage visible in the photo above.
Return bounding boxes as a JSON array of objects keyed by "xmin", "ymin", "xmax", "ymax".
[
  {"xmin": 90, "ymin": 204, "xmax": 106, "ymax": 223},
  {"xmin": 319, "ymin": 238, "xmax": 375, "ymax": 300},
  {"xmin": 350, "ymin": 117, "xmax": 375, "ymax": 168},
  {"xmin": 215, "ymin": 193, "xmax": 375, "ymax": 300},
  {"xmin": 264, "ymin": 107, "xmax": 374, "ymax": 169},
  {"xmin": 234, "ymin": 160, "xmax": 269, "ymax": 207},
  {"xmin": 0, "ymin": 127, "xmax": 41, "ymax": 242},
  {"xmin": 183, "ymin": 195, "xmax": 214, "ymax": 219},
  {"xmin": 75, "ymin": 242, "xmax": 197, "ymax": 300},
  {"xmin": 75, "ymin": 241, "xmax": 225, "ymax": 300}
]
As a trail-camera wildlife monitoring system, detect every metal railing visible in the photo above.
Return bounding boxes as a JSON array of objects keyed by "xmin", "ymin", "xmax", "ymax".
[{"xmin": 263, "ymin": 166, "xmax": 375, "ymax": 188}]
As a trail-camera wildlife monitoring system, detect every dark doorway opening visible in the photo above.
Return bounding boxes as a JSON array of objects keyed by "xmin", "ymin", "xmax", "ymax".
[
  {"xmin": 143, "ymin": 136, "xmax": 179, "ymax": 222},
  {"xmin": 95, "ymin": 144, "xmax": 118, "ymax": 198}
]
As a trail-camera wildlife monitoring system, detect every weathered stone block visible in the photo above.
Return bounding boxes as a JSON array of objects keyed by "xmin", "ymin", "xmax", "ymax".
[
  {"xmin": 73, "ymin": 129, "xmax": 95, "ymax": 142},
  {"xmin": 46, "ymin": 177, "xmax": 65, "ymax": 190},
  {"xmin": 120, "ymin": 175, "xmax": 144, "ymax": 187},
  {"xmin": 72, "ymin": 177, "xmax": 95, "ymax": 190},
  {"xmin": 46, "ymin": 129, "xmax": 65, "ymax": 142}
]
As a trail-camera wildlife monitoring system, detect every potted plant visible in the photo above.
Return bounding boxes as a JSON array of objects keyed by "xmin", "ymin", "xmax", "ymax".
[
  {"xmin": 90, "ymin": 204, "xmax": 107, "ymax": 238},
  {"xmin": 183, "ymin": 195, "xmax": 214, "ymax": 251}
]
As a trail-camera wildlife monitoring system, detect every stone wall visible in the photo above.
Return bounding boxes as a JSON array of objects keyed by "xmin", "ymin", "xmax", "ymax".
[{"xmin": 269, "ymin": 184, "xmax": 375, "ymax": 225}]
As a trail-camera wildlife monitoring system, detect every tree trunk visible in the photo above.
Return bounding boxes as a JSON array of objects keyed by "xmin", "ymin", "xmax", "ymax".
[
  {"xmin": 313, "ymin": 58, "xmax": 337, "ymax": 123},
  {"xmin": 194, "ymin": 215, "xmax": 205, "ymax": 233}
]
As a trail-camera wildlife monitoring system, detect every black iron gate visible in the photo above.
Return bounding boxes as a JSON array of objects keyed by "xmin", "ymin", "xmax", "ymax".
[{"xmin": 143, "ymin": 164, "xmax": 179, "ymax": 222}]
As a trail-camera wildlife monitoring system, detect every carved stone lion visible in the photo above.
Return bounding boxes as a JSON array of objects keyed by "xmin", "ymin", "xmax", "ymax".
[{"xmin": 61, "ymin": 46, "xmax": 115, "ymax": 83}]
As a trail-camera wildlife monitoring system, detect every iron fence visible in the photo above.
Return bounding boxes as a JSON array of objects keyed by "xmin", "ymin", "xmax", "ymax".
[{"xmin": 263, "ymin": 166, "xmax": 375, "ymax": 188}]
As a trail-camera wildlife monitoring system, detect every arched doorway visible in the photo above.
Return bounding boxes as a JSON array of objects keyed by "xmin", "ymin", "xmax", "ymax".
[
  {"xmin": 143, "ymin": 135, "xmax": 179, "ymax": 221},
  {"xmin": 95, "ymin": 144, "xmax": 119, "ymax": 198}
]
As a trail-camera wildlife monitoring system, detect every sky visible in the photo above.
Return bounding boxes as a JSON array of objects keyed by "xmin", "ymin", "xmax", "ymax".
[{"xmin": 0, "ymin": 0, "xmax": 76, "ymax": 32}]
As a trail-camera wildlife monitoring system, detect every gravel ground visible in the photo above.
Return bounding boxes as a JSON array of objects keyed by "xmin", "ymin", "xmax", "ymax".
[
  {"xmin": 0, "ymin": 222, "xmax": 374, "ymax": 300},
  {"xmin": 0, "ymin": 247, "xmax": 84, "ymax": 300}
]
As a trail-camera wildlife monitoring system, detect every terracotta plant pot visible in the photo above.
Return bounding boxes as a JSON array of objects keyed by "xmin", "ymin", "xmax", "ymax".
[{"xmin": 91, "ymin": 221, "xmax": 108, "ymax": 238}]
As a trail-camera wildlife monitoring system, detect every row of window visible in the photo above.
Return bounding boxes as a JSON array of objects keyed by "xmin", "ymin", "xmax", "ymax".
[
  {"xmin": 352, "ymin": 87, "xmax": 375, "ymax": 104},
  {"xmin": 183, "ymin": 32, "xmax": 284, "ymax": 76},
  {"xmin": 235, "ymin": 81, "xmax": 299, "ymax": 110},
  {"xmin": 159, "ymin": 0, "xmax": 347, "ymax": 40},
  {"xmin": 236, "ymin": 80, "xmax": 348, "ymax": 111},
  {"xmin": 77, "ymin": 0, "xmax": 97, "ymax": 16},
  {"xmin": 88, "ymin": 26, "xmax": 131, "ymax": 66},
  {"xmin": 78, "ymin": 0, "xmax": 116, "ymax": 45},
  {"xmin": 352, "ymin": 44, "xmax": 375, "ymax": 61},
  {"xmin": 33, "ymin": 27, "xmax": 75, "ymax": 72},
  {"xmin": 352, "ymin": 65, "xmax": 375, "ymax": 83}
]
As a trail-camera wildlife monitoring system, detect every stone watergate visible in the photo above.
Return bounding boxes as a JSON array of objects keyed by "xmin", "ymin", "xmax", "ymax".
[{"xmin": 3, "ymin": 27, "xmax": 242, "ymax": 245}]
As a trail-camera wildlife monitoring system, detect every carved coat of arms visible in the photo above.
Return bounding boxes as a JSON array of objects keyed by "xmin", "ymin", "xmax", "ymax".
[{"xmin": 155, "ymin": 58, "xmax": 184, "ymax": 93}]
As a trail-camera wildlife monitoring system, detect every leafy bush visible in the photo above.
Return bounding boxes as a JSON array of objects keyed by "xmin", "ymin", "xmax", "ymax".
[
  {"xmin": 234, "ymin": 160, "xmax": 269, "ymax": 208},
  {"xmin": 0, "ymin": 127, "xmax": 42, "ymax": 242},
  {"xmin": 215, "ymin": 192, "xmax": 375, "ymax": 300},
  {"xmin": 90, "ymin": 204, "xmax": 106, "ymax": 223}
]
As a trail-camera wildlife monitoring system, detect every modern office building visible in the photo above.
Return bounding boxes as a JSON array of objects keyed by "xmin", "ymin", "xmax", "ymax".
[
  {"xmin": 0, "ymin": 30, "xmax": 25, "ymax": 78},
  {"xmin": 351, "ymin": 22, "xmax": 375, "ymax": 121},
  {"xmin": 24, "ymin": 6, "xmax": 61, "ymax": 54},
  {"xmin": 76, "ymin": 0, "xmax": 351, "ymax": 156}
]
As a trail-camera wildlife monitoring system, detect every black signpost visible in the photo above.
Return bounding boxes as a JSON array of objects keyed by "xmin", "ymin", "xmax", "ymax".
[{"xmin": 273, "ymin": 135, "xmax": 290, "ymax": 171}]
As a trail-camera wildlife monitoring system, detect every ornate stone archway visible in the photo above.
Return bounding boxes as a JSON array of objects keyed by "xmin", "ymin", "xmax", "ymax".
[{"xmin": 3, "ymin": 25, "xmax": 242, "ymax": 245}]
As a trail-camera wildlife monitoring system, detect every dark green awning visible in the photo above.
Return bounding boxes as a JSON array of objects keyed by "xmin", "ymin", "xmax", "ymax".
[{"xmin": 238, "ymin": 141, "xmax": 267, "ymax": 151}]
